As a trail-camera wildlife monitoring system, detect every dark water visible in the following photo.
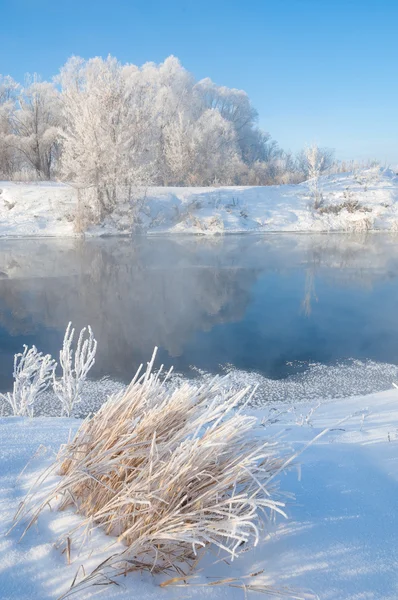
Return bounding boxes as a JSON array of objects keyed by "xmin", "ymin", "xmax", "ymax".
[{"xmin": 1, "ymin": 233, "xmax": 398, "ymax": 394}]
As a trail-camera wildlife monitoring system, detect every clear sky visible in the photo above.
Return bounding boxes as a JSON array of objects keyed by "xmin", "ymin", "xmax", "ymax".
[{"xmin": 1, "ymin": 0, "xmax": 397, "ymax": 164}]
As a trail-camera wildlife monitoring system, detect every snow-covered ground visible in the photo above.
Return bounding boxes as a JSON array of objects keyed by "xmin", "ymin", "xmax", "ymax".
[
  {"xmin": 0, "ymin": 167, "xmax": 397, "ymax": 236},
  {"xmin": 0, "ymin": 182, "xmax": 76, "ymax": 237},
  {"xmin": 1, "ymin": 388, "xmax": 398, "ymax": 600}
]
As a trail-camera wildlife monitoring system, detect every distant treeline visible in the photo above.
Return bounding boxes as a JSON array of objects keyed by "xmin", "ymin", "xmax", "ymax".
[{"xmin": 0, "ymin": 55, "xmax": 377, "ymax": 221}]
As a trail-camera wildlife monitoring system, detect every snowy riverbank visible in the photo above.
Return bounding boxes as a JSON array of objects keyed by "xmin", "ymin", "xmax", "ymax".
[
  {"xmin": 0, "ymin": 167, "xmax": 397, "ymax": 236},
  {"xmin": 1, "ymin": 388, "xmax": 397, "ymax": 600}
]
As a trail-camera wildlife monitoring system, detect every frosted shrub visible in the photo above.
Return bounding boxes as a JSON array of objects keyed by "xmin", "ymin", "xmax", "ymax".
[
  {"xmin": 0, "ymin": 345, "xmax": 56, "ymax": 417},
  {"xmin": 53, "ymin": 322, "xmax": 97, "ymax": 417},
  {"xmin": 298, "ymin": 143, "xmax": 334, "ymax": 209}
]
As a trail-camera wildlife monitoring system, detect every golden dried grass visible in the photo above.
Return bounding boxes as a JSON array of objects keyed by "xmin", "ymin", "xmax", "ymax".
[{"xmin": 15, "ymin": 349, "xmax": 291, "ymax": 597}]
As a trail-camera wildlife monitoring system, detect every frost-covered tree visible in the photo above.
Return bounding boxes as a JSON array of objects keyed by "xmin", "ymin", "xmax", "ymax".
[
  {"xmin": 190, "ymin": 109, "xmax": 240, "ymax": 185},
  {"xmin": 137, "ymin": 56, "xmax": 201, "ymax": 185},
  {"xmin": 0, "ymin": 54, "xmax": 342, "ymax": 194},
  {"xmin": 58, "ymin": 56, "xmax": 153, "ymax": 222},
  {"xmin": 296, "ymin": 144, "xmax": 334, "ymax": 180},
  {"xmin": 194, "ymin": 76, "xmax": 290, "ymax": 182},
  {"xmin": 162, "ymin": 112, "xmax": 195, "ymax": 185},
  {"xmin": 0, "ymin": 75, "xmax": 20, "ymax": 178},
  {"xmin": 7, "ymin": 76, "xmax": 61, "ymax": 179},
  {"xmin": 299, "ymin": 144, "xmax": 335, "ymax": 208},
  {"xmin": 195, "ymin": 78, "xmax": 257, "ymax": 136}
]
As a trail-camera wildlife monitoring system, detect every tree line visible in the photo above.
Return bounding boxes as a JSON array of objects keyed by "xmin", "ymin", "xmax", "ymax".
[{"xmin": 0, "ymin": 55, "xmax": 375, "ymax": 222}]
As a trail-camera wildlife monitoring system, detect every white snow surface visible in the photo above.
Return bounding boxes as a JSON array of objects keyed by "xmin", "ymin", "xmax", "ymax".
[
  {"xmin": 1, "ymin": 167, "xmax": 398, "ymax": 236},
  {"xmin": 1, "ymin": 389, "xmax": 398, "ymax": 599},
  {"xmin": 0, "ymin": 182, "xmax": 76, "ymax": 237}
]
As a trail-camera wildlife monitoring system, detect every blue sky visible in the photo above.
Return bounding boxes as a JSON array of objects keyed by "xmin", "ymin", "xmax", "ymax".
[{"xmin": 1, "ymin": 0, "xmax": 397, "ymax": 164}]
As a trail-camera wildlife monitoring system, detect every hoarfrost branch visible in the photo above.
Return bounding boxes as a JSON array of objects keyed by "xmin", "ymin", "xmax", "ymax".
[
  {"xmin": 53, "ymin": 322, "xmax": 97, "ymax": 417},
  {"xmin": 0, "ymin": 345, "xmax": 56, "ymax": 417}
]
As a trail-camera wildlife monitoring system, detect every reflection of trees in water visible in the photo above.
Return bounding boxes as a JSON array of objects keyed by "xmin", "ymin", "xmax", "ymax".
[
  {"xmin": 2, "ymin": 233, "xmax": 398, "ymax": 377},
  {"xmin": 298, "ymin": 233, "xmax": 398, "ymax": 315},
  {"xmin": 0, "ymin": 239, "xmax": 258, "ymax": 380},
  {"xmin": 301, "ymin": 269, "xmax": 318, "ymax": 316}
]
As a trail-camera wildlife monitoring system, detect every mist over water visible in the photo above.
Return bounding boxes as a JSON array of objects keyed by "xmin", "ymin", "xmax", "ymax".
[{"xmin": 1, "ymin": 233, "xmax": 398, "ymax": 404}]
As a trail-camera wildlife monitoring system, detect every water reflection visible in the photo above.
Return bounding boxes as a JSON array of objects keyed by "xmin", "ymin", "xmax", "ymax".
[{"xmin": 0, "ymin": 233, "xmax": 398, "ymax": 389}]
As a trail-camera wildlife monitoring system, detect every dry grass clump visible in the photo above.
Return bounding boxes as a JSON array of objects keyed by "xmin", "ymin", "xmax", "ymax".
[
  {"xmin": 317, "ymin": 199, "xmax": 372, "ymax": 215},
  {"xmin": 15, "ymin": 349, "xmax": 290, "ymax": 596}
]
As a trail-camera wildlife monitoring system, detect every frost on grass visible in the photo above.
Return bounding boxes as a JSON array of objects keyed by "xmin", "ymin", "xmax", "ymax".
[
  {"xmin": 15, "ymin": 349, "xmax": 291, "ymax": 597},
  {"xmin": 53, "ymin": 322, "xmax": 97, "ymax": 416},
  {"xmin": 0, "ymin": 323, "xmax": 98, "ymax": 418},
  {"xmin": 0, "ymin": 345, "xmax": 56, "ymax": 417}
]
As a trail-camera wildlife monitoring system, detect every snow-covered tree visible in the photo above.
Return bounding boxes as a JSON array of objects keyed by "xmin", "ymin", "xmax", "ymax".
[
  {"xmin": 0, "ymin": 75, "xmax": 20, "ymax": 178},
  {"xmin": 296, "ymin": 144, "xmax": 334, "ymax": 180},
  {"xmin": 7, "ymin": 75, "xmax": 61, "ymax": 179},
  {"xmin": 162, "ymin": 111, "xmax": 195, "ymax": 185},
  {"xmin": 194, "ymin": 77, "xmax": 275, "ymax": 168},
  {"xmin": 58, "ymin": 56, "xmax": 153, "ymax": 222},
  {"xmin": 299, "ymin": 144, "xmax": 335, "ymax": 208},
  {"xmin": 0, "ymin": 54, "xmax": 341, "ymax": 197},
  {"xmin": 138, "ymin": 56, "xmax": 201, "ymax": 185},
  {"xmin": 190, "ymin": 109, "xmax": 240, "ymax": 185},
  {"xmin": 195, "ymin": 78, "xmax": 256, "ymax": 135}
]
